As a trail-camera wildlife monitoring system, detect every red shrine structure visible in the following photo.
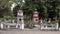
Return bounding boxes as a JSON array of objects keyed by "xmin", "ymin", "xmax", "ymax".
[{"xmin": 33, "ymin": 9, "xmax": 39, "ymax": 24}]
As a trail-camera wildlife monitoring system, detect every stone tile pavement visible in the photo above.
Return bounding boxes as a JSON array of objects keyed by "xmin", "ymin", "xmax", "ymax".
[
  {"xmin": 0, "ymin": 25, "xmax": 60, "ymax": 34},
  {"xmin": 0, "ymin": 28, "xmax": 60, "ymax": 34}
]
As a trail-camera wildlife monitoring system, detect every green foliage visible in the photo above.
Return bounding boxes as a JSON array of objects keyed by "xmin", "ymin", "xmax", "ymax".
[
  {"xmin": 25, "ymin": 20, "xmax": 35, "ymax": 29},
  {"xmin": 3, "ymin": 16, "xmax": 11, "ymax": 20},
  {"xmin": 0, "ymin": 0, "xmax": 60, "ymax": 21},
  {"xmin": 13, "ymin": 4, "xmax": 20, "ymax": 17},
  {"xmin": 22, "ymin": 0, "xmax": 60, "ymax": 20},
  {"xmin": 22, "ymin": 5, "xmax": 35, "ymax": 15},
  {"xmin": 0, "ymin": 0, "xmax": 15, "ymax": 17}
]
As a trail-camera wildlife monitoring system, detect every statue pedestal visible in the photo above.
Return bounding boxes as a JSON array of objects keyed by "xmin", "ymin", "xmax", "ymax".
[{"xmin": 20, "ymin": 24, "xmax": 24, "ymax": 30}]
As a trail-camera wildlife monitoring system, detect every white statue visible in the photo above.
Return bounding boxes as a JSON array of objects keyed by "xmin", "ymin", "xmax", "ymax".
[{"xmin": 17, "ymin": 10, "xmax": 24, "ymax": 30}]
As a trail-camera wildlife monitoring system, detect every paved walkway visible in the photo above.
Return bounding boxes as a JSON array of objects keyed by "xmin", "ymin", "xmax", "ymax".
[
  {"xmin": 0, "ymin": 28, "xmax": 60, "ymax": 34},
  {"xmin": 0, "ymin": 25, "xmax": 60, "ymax": 34}
]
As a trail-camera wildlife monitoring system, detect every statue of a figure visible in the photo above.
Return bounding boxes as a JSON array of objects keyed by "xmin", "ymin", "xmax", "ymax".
[
  {"xmin": 17, "ymin": 9, "xmax": 24, "ymax": 30},
  {"xmin": 17, "ymin": 10, "xmax": 23, "ymax": 20}
]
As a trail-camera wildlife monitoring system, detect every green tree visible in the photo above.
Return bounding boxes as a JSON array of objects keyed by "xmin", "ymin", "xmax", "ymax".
[
  {"xmin": 0, "ymin": 0, "xmax": 15, "ymax": 17},
  {"xmin": 22, "ymin": 0, "xmax": 60, "ymax": 20}
]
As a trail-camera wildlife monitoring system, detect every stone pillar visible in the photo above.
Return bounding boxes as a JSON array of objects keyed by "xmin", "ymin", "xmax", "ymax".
[
  {"xmin": 12, "ymin": 20, "xmax": 15, "ymax": 23},
  {"xmin": 0, "ymin": 23, "xmax": 3, "ymax": 29},
  {"xmin": 56, "ymin": 23, "xmax": 59, "ymax": 30},
  {"xmin": 40, "ymin": 20, "xmax": 43, "ymax": 23},
  {"xmin": 48, "ymin": 18, "xmax": 51, "ymax": 23}
]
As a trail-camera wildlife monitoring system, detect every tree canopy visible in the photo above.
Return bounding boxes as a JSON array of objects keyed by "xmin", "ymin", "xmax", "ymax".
[
  {"xmin": 0, "ymin": 0, "xmax": 60, "ymax": 20},
  {"xmin": 22, "ymin": 0, "xmax": 60, "ymax": 20}
]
